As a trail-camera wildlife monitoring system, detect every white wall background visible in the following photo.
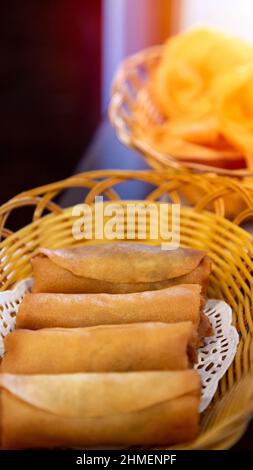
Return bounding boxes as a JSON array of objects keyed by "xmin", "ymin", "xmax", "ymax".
[{"xmin": 180, "ymin": 0, "xmax": 253, "ymax": 41}]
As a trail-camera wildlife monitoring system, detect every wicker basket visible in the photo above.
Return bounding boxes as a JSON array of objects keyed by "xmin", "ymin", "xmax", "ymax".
[
  {"xmin": 1, "ymin": 169, "xmax": 253, "ymax": 449},
  {"xmin": 109, "ymin": 46, "xmax": 253, "ymax": 217}
]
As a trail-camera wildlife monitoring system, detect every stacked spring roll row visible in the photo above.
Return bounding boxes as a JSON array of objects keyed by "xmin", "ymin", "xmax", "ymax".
[{"xmin": 0, "ymin": 243, "xmax": 212, "ymax": 449}]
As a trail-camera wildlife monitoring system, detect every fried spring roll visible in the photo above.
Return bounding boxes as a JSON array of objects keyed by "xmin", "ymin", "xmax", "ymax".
[
  {"xmin": 31, "ymin": 243, "xmax": 211, "ymax": 294},
  {"xmin": 0, "ymin": 371, "xmax": 200, "ymax": 449},
  {"xmin": 17, "ymin": 284, "xmax": 212, "ymax": 338},
  {"xmin": 1, "ymin": 322, "xmax": 197, "ymax": 374}
]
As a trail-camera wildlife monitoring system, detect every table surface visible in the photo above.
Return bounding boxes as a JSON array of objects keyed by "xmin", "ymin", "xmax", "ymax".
[{"xmin": 62, "ymin": 119, "xmax": 253, "ymax": 450}]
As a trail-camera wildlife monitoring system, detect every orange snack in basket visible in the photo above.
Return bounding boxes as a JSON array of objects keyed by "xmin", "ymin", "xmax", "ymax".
[
  {"xmin": 215, "ymin": 64, "xmax": 253, "ymax": 168},
  {"xmin": 153, "ymin": 28, "xmax": 253, "ymax": 122},
  {"xmin": 143, "ymin": 126, "xmax": 245, "ymax": 169},
  {"xmin": 147, "ymin": 28, "xmax": 253, "ymax": 167}
]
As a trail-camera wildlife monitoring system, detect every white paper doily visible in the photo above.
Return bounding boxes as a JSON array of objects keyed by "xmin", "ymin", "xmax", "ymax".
[
  {"xmin": 0, "ymin": 279, "xmax": 239, "ymax": 412},
  {"xmin": 196, "ymin": 299, "xmax": 239, "ymax": 412}
]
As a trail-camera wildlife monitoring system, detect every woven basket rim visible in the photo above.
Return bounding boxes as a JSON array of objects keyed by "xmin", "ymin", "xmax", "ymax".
[
  {"xmin": 2, "ymin": 201, "xmax": 253, "ymax": 256},
  {"xmin": 2, "ymin": 169, "xmax": 253, "ymax": 238}
]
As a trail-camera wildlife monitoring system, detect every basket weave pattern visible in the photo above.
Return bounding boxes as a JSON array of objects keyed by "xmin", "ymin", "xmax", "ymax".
[{"xmin": 1, "ymin": 170, "xmax": 253, "ymax": 449}]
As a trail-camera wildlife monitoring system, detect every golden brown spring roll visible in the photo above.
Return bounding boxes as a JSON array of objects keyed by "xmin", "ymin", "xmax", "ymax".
[
  {"xmin": 0, "ymin": 370, "xmax": 200, "ymax": 449},
  {"xmin": 17, "ymin": 284, "xmax": 212, "ymax": 338},
  {"xmin": 31, "ymin": 243, "xmax": 211, "ymax": 294},
  {"xmin": 1, "ymin": 322, "xmax": 197, "ymax": 375}
]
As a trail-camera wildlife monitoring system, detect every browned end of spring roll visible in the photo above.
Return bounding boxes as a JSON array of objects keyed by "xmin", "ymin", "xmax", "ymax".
[
  {"xmin": 1, "ymin": 322, "xmax": 198, "ymax": 375},
  {"xmin": 0, "ymin": 371, "xmax": 200, "ymax": 449},
  {"xmin": 17, "ymin": 284, "xmax": 212, "ymax": 339},
  {"xmin": 31, "ymin": 243, "xmax": 211, "ymax": 295}
]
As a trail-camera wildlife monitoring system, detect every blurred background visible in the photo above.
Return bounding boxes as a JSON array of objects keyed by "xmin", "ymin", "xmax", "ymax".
[{"xmin": 0, "ymin": 0, "xmax": 251, "ymax": 207}]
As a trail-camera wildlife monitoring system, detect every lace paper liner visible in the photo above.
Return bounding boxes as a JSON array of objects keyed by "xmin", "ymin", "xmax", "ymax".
[{"xmin": 0, "ymin": 279, "xmax": 239, "ymax": 412}]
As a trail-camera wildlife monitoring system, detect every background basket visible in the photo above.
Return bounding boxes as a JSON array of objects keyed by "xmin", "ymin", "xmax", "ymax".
[
  {"xmin": 109, "ymin": 46, "xmax": 253, "ymax": 217},
  {"xmin": 1, "ymin": 169, "xmax": 253, "ymax": 449},
  {"xmin": 109, "ymin": 46, "xmax": 253, "ymax": 175}
]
